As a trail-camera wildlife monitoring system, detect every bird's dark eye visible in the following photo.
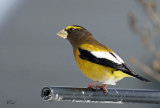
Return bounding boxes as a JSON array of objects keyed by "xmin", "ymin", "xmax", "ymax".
[{"xmin": 68, "ymin": 28, "xmax": 75, "ymax": 32}]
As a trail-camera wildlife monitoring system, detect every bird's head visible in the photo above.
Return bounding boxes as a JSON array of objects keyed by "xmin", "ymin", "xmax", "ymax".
[{"xmin": 56, "ymin": 25, "xmax": 91, "ymax": 46}]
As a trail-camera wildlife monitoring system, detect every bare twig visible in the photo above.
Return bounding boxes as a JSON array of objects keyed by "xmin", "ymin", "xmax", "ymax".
[
  {"xmin": 128, "ymin": 0, "xmax": 160, "ymax": 82},
  {"xmin": 130, "ymin": 57, "xmax": 160, "ymax": 81},
  {"xmin": 129, "ymin": 12, "xmax": 139, "ymax": 33}
]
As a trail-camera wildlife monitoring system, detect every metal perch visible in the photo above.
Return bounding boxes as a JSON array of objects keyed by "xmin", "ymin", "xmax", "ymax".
[{"xmin": 41, "ymin": 86, "xmax": 160, "ymax": 104}]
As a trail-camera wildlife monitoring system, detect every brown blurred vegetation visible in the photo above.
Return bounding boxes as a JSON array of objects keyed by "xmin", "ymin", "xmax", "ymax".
[{"xmin": 129, "ymin": 0, "xmax": 160, "ymax": 82}]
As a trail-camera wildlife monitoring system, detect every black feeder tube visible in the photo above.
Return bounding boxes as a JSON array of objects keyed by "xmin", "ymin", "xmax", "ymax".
[{"xmin": 41, "ymin": 86, "xmax": 160, "ymax": 104}]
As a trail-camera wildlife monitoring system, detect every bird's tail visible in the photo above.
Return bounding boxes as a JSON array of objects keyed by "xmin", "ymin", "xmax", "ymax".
[
  {"xmin": 131, "ymin": 73, "xmax": 151, "ymax": 82},
  {"xmin": 122, "ymin": 64, "xmax": 151, "ymax": 82}
]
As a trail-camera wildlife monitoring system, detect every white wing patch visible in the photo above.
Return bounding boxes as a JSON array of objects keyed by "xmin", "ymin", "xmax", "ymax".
[
  {"xmin": 90, "ymin": 51, "xmax": 124, "ymax": 64},
  {"xmin": 112, "ymin": 52, "xmax": 124, "ymax": 63}
]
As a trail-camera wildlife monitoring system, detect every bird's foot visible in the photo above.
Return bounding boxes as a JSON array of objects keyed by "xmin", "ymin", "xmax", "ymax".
[
  {"xmin": 96, "ymin": 84, "xmax": 108, "ymax": 93},
  {"xmin": 88, "ymin": 82, "xmax": 108, "ymax": 93},
  {"xmin": 87, "ymin": 81, "xmax": 98, "ymax": 88}
]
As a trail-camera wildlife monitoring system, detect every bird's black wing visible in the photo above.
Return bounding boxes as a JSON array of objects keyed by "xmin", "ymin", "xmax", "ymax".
[{"xmin": 78, "ymin": 48, "xmax": 151, "ymax": 82}]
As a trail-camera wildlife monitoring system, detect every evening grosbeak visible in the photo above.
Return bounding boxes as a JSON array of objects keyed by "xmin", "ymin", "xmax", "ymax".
[{"xmin": 56, "ymin": 25, "xmax": 151, "ymax": 92}]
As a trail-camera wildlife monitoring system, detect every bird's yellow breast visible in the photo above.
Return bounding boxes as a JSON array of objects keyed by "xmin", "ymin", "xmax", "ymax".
[
  {"xmin": 73, "ymin": 44, "xmax": 130, "ymax": 84},
  {"xmin": 74, "ymin": 47, "xmax": 115, "ymax": 82}
]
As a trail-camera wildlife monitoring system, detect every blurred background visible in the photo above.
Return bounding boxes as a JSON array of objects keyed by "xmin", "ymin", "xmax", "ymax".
[{"xmin": 0, "ymin": 0, "xmax": 160, "ymax": 108}]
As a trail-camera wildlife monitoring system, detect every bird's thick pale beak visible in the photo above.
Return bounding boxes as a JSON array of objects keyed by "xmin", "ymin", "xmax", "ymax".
[{"xmin": 56, "ymin": 29, "xmax": 68, "ymax": 39}]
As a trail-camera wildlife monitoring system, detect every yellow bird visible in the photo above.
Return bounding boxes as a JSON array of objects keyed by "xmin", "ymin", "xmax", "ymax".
[{"xmin": 56, "ymin": 25, "xmax": 151, "ymax": 92}]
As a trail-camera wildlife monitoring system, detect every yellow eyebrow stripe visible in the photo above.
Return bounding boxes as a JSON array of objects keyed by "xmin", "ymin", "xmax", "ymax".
[{"xmin": 65, "ymin": 26, "xmax": 83, "ymax": 31}]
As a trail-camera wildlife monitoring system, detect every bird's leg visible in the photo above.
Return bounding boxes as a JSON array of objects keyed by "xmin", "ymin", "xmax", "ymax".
[
  {"xmin": 96, "ymin": 84, "xmax": 108, "ymax": 93},
  {"xmin": 87, "ymin": 81, "xmax": 98, "ymax": 88}
]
